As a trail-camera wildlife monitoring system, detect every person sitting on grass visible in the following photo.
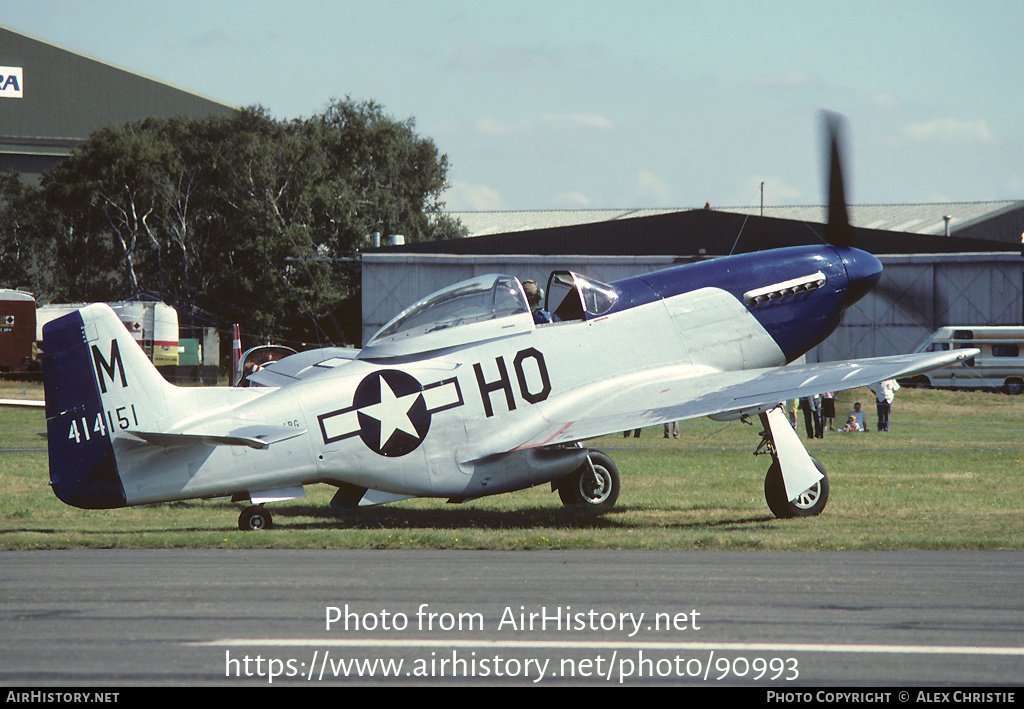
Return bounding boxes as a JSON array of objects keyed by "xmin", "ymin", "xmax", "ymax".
[{"xmin": 851, "ymin": 402, "xmax": 866, "ymax": 432}]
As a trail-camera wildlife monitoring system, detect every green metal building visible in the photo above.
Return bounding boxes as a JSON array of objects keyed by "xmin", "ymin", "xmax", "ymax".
[{"xmin": 0, "ymin": 24, "xmax": 236, "ymax": 183}]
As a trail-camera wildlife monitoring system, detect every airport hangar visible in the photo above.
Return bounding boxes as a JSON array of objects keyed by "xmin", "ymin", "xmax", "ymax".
[
  {"xmin": 0, "ymin": 24, "xmax": 236, "ymax": 184},
  {"xmin": 2, "ymin": 25, "xmax": 1022, "ymax": 363}
]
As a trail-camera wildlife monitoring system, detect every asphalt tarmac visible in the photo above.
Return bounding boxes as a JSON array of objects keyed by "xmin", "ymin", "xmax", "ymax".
[{"xmin": 1, "ymin": 549, "xmax": 1022, "ymax": 687}]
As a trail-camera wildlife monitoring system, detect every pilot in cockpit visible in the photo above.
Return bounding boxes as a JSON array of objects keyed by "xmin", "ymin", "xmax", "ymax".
[{"xmin": 522, "ymin": 279, "xmax": 556, "ymax": 325}]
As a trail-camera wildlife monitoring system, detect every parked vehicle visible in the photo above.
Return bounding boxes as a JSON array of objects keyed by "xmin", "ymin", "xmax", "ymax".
[
  {"xmin": 0, "ymin": 289, "xmax": 38, "ymax": 374},
  {"xmin": 36, "ymin": 300, "xmax": 179, "ymax": 367},
  {"xmin": 902, "ymin": 326, "xmax": 1024, "ymax": 394}
]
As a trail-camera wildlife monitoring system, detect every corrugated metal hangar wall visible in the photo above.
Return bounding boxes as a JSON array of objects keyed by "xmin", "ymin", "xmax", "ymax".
[{"xmin": 820, "ymin": 252, "xmax": 1023, "ymax": 361}]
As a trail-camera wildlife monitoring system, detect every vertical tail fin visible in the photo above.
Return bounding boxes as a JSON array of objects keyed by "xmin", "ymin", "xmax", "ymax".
[{"xmin": 43, "ymin": 303, "xmax": 176, "ymax": 508}]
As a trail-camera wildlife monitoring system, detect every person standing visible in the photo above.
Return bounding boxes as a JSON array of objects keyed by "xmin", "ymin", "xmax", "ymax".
[
  {"xmin": 821, "ymin": 392, "xmax": 836, "ymax": 432},
  {"xmin": 799, "ymin": 395, "xmax": 823, "ymax": 439},
  {"xmin": 870, "ymin": 379, "xmax": 900, "ymax": 432}
]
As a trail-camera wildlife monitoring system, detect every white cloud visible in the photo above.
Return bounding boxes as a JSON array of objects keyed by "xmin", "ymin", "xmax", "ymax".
[
  {"xmin": 476, "ymin": 113, "xmax": 613, "ymax": 137},
  {"xmin": 1006, "ymin": 172, "xmax": 1024, "ymax": 198},
  {"xmin": 619, "ymin": 170, "xmax": 674, "ymax": 206},
  {"xmin": 901, "ymin": 118, "xmax": 996, "ymax": 146},
  {"xmin": 443, "ymin": 181, "xmax": 504, "ymax": 211},
  {"xmin": 756, "ymin": 71, "xmax": 822, "ymax": 90},
  {"xmin": 476, "ymin": 117, "xmax": 532, "ymax": 137},
  {"xmin": 542, "ymin": 114, "xmax": 614, "ymax": 132},
  {"xmin": 869, "ymin": 92, "xmax": 903, "ymax": 112},
  {"xmin": 556, "ymin": 191, "xmax": 592, "ymax": 207}
]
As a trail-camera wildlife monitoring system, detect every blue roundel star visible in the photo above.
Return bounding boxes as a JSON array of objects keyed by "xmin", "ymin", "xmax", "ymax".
[{"xmin": 353, "ymin": 370, "xmax": 430, "ymax": 456}]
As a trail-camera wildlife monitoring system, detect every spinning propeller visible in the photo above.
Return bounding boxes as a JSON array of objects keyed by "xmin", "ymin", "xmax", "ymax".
[
  {"xmin": 819, "ymin": 112, "xmax": 882, "ymax": 313},
  {"xmin": 821, "ymin": 112, "xmax": 932, "ymax": 347},
  {"xmin": 824, "ymin": 111, "xmax": 854, "ymax": 250}
]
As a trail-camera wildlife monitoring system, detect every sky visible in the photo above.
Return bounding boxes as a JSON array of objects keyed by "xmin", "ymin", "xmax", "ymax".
[{"xmin": 4, "ymin": 0, "xmax": 1024, "ymax": 212}]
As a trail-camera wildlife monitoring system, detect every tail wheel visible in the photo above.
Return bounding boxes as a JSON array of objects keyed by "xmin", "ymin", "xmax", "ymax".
[
  {"xmin": 558, "ymin": 451, "xmax": 620, "ymax": 507},
  {"xmin": 764, "ymin": 457, "xmax": 829, "ymax": 519},
  {"xmin": 238, "ymin": 505, "xmax": 273, "ymax": 531}
]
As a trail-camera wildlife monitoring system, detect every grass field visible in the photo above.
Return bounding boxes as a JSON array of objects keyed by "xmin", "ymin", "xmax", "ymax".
[{"xmin": 1, "ymin": 379, "xmax": 1022, "ymax": 550}]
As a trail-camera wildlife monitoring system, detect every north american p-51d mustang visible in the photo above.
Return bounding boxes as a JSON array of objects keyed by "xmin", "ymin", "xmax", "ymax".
[{"xmin": 41, "ymin": 114, "xmax": 975, "ymax": 529}]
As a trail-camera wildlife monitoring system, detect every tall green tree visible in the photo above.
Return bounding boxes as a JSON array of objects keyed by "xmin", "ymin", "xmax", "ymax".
[
  {"xmin": 39, "ymin": 119, "xmax": 175, "ymax": 302},
  {"xmin": 0, "ymin": 172, "xmax": 40, "ymax": 292},
  {"xmin": 18, "ymin": 98, "xmax": 464, "ymax": 346},
  {"xmin": 319, "ymin": 97, "xmax": 464, "ymax": 247}
]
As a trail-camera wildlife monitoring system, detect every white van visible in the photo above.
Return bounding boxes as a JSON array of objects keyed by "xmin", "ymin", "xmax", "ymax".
[{"xmin": 903, "ymin": 326, "xmax": 1024, "ymax": 394}]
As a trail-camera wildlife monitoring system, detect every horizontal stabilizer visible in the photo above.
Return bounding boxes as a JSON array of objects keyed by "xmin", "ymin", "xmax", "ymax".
[
  {"xmin": 0, "ymin": 398, "xmax": 45, "ymax": 408},
  {"xmin": 129, "ymin": 424, "xmax": 306, "ymax": 450}
]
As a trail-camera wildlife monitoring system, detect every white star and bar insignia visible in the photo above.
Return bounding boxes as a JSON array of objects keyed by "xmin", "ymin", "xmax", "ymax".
[{"xmin": 317, "ymin": 370, "xmax": 463, "ymax": 457}]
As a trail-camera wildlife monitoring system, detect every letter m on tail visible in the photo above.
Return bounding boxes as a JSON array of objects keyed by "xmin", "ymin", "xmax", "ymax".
[{"xmin": 92, "ymin": 340, "xmax": 128, "ymax": 393}]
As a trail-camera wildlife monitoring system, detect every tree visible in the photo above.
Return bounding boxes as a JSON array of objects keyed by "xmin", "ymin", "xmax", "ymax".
[
  {"xmin": 38, "ymin": 121, "xmax": 169, "ymax": 302},
  {"xmin": 0, "ymin": 172, "xmax": 39, "ymax": 292},
  {"xmin": 19, "ymin": 98, "xmax": 465, "ymax": 347},
  {"xmin": 318, "ymin": 97, "xmax": 463, "ymax": 248}
]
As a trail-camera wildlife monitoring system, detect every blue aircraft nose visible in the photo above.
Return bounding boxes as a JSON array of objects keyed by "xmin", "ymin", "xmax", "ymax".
[{"xmin": 836, "ymin": 246, "xmax": 882, "ymax": 309}]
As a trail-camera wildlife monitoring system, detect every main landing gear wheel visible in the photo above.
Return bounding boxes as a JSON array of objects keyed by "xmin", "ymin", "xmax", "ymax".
[
  {"xmin": 764, "ymin": 457, "xmax": 829, "ymax": 519},
  {"xmin": 238, "ymin": 505, "xmax": 273, "ymax": 531},
  {"xmin": 558, "ymin": 451, "xmax": 620, "ymax": 507}
]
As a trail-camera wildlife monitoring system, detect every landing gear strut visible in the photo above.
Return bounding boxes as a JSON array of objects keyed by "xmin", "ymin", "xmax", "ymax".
[{"xmin": 754, "ymin": 408, "xmax": 829, "ymax": 518}]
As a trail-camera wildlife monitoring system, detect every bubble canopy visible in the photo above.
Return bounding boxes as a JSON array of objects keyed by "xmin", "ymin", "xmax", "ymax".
[{"xmin": 363, "ymin": 274, "xmax": 533, "ymax": 356}]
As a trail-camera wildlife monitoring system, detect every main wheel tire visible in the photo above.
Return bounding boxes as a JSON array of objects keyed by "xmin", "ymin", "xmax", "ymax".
[
  {"xmin": 764, "ymin": 457, "xmax": 829, "ymax": 519},
  {"xmin": 558, "ymin": 451, "xmax": 620, "ymax": 507},
  {"xmin": 238, "ymin": 505, "xmax": 273, "ymax": 530}
]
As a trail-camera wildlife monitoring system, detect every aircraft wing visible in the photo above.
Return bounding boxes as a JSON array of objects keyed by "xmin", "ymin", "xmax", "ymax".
[{"xmin": 511, "ymin": 348, "xmax": 978, "ymax": 450}]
